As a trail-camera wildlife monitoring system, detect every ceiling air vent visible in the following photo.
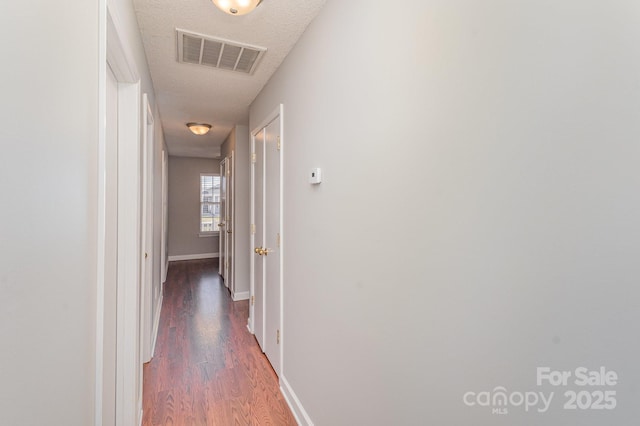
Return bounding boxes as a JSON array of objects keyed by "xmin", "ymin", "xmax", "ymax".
[{"xmin": 177, "ymin": 29, "xmax": 266, "ymax": 75}]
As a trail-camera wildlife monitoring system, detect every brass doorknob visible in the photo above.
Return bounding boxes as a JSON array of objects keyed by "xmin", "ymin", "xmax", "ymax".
[{"xmin": 254, "ymin": 247, "xmax": 265, "ymax": 255}]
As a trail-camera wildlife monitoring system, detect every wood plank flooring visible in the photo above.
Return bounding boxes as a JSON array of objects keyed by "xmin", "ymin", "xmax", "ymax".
[{"xmin": 142, "ymin": 259, "xmax": 296, "ymax": 426}]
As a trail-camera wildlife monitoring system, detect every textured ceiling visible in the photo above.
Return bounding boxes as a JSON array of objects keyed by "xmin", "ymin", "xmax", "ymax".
[{"xmin": 133, "ymin": 0, "xmax": 326, "ymax": 158}]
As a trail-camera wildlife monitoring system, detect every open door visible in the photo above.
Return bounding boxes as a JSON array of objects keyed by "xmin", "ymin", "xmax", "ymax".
[
  {"xmin": 252, "ymin": 130, "xmax": 265, "ymax": 350},
  {"xmin": 263, "ymin": 117, "xmax": 282, "ymax": 377},
  {"xmin": 161, "ymin": 150, "xmax": 168, "ymax": 284},
  {"xmin": 226, "ymin": 153, "xmax": 234, "ymax": 294},
  {"xmin": 219, "ymin": 158, "xmax": 227, "ymax": 283}
]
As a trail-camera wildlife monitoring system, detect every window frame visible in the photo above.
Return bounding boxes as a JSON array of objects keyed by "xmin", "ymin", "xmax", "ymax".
[{"xmin": 199, "ymin": 173, "xmax": 221, "ymax": 237}]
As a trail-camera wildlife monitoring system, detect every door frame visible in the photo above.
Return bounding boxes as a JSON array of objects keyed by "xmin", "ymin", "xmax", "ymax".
[
  {"xmin": 249, "ymin": 104, "xmax": 284, "ymax": 376},
  {"xmin": 249, "ymin": 127, "xmax": 265, "ymax": 344},
  {"xmin": 161, "ymin": 150, "xmax": 169, "ymax": 284},
  {"xmin": 141, "ymin": 93, "xmax": 155, "ymax": 364},
  {"xmin": 219, "ymin": 158, "xmax": 227, "ymax": 283},
  {"xmin": 98, "ymin": 5, "xmax": 143, "ymax": 426},
  {"xmin": 226, "ymin": 152, "xmax": 235, "ymax": 296}
]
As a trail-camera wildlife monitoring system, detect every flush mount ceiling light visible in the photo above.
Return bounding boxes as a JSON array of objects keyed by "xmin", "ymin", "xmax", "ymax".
[
  {"xmin": 187, "ymin": 123, "xmax": 212, "ymax": 135},
  {"xmin": 212, "ymin": 0, "xmax": 263, "ymax": 16}
]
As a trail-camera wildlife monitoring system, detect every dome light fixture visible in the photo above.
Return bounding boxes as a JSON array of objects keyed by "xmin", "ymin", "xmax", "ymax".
[
  {"xmin": 212, "ymin": 0, "xmax": 263, "ymax": 16},
  {"xmin": 187, "ymin": 123, "xmax": 212, "ymax": 135}
]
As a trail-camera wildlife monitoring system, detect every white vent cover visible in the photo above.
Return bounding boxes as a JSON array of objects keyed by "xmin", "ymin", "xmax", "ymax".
[{"xmin": 177, "ymin": 29, "xmax": 266, "ymax": 75}]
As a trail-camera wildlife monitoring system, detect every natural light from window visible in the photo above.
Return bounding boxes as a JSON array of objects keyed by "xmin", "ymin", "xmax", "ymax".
[{"xmin": 200, "ymin": 174, "xmax": 221, "ymax": 233}]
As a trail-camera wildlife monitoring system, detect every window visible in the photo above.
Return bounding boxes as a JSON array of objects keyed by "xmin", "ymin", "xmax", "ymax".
[{"xmin": 200, "ymin": 174, "xmax": 221, "ymax": 234}]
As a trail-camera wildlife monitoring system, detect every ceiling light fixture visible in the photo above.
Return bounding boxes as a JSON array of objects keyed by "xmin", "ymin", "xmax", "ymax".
[
  {"xmin": 187, "ymin": 123, "xmax": 212, "ymax": 135},
  {"xmin": 212, "ymin": 0, "xmax": 263, "ymax": 16}
]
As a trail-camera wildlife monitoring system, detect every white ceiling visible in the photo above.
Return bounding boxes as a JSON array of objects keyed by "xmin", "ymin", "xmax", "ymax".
[{"xmin": 133, "ymin": 0, "xmax": 326, "ymax": 158}]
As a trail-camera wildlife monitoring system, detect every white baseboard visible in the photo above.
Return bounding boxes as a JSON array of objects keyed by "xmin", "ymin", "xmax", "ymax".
[
  {"xmin": 281, "ymin": 375, "xmax": 314, "ymax": 426},
  {"xmin": 163, "ymin": 259, "xmax": 169, "ymax": 283},
  {"xmin": 168, "ymin": 253, "xmax": 219, "ymax": 261},
  {"xmin": 232, "ymin": 291, "xmax": 250, "ymax": 301},
  {"xmin": 150, "ymin": 292, "xmax": 163, "ymax": 358}
]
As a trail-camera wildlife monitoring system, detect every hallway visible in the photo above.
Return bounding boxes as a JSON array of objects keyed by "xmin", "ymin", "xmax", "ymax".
[{"xmin": 142, "ymin": 259, "xmax": 296, "ymax": 425}]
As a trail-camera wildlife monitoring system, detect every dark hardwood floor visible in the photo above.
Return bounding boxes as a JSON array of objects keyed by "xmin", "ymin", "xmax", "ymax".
[{"xmin": 142, "ymin": 259, "xmax": 296, "ymax": 426}]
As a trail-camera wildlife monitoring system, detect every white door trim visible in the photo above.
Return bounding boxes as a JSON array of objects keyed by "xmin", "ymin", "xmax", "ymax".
[
  {"xmin": 219, "ymin": 159, "xmax": 227, "ymax": 282},
  {"xmin": 277, "ymin": 107, "xmax": 284, "ymax": 378},
  {"xmin": 249, "ymin": 134, "xmax": 256, "ymax": 334},
  {"xmin": 229, "ymin": 151, "xmax": 235, "ymax": 295},
  {"xmin": 101, "ymin": 4, "xmax": 142, "ymax": 426},
  {"xmin": 141, "ymin": 94, "xmax": 155, "ymax": 364},
  {"xmin": 116, "ymin": 76, "xmax": 142, "ymax": 426},
  {"xmin": 249, "ymin": 128, "xmax": 264, "ymax": 339},
  {"xmin": 252, "ymin": 104, "xmax": 284, "ymax": 139},
  {"xmin": 96, "ymin": 1, "xmax": 107, "ymax": 423}
]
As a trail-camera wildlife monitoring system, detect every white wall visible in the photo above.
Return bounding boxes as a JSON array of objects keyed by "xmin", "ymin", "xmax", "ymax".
[
  {"xmin": 221, "ymin": 125, "xmax": 251, "ymax": 295},
  {"xmin": 0, "ymin": 1, "xmax": 165, "ymax": 424},
  {"xmin": 0, "ymin": 2, "xmax": 99, "ymax": 425},
  {"xmin": 168, "ymin": 156, "xmax": 221, "ymax": 257},
  {"xmin": 250, "ymin": 1, "xmax": 640, "ymax": 424}
]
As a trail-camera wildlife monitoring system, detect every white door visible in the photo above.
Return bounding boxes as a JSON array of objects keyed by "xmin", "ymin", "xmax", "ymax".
[
  {"xmin": 263, "ymin": 118, "xmax": 282, "ymax": 377},
  {"xmin": 251, "ymin": 106, "xmax": 283, "ymax": 377},
  {"xmin": 226, "ymin": 153, "xmax": 234, "ymax": 294},
  {"xmin": 219, "ymin": 159, "xmax": 227, "ymax": 282},
  {"xmin": 161, "ymin": 151, "xmax": 168, "ymax": 283},
  {"xmin": 253, "ymin": 130, "xmax": 266, "ymax": 350}
]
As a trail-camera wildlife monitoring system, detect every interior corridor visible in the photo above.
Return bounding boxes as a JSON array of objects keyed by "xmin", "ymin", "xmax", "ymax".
[{"xmin": 142, "ymin": 259, "xmax": 296, "ymax": 425}]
